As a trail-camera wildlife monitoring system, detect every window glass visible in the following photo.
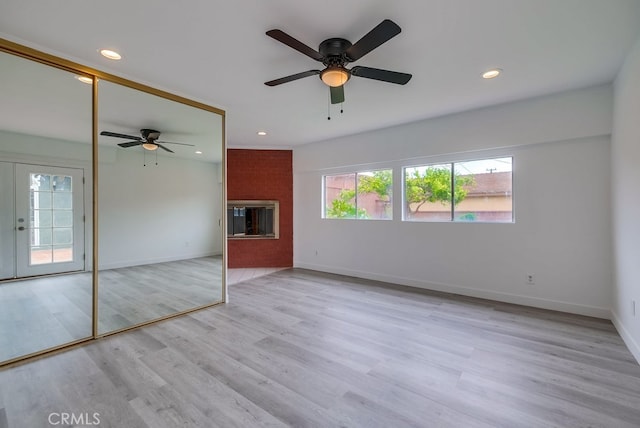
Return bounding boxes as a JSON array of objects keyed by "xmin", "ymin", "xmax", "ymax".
[
  {"xmin": 52, "ymin": 175, "xmax": 72, "ymax": 192},
  {"xmin": 31, "ymin": 228, "xmax": 52, "ymax": 246},
  {"xmin": 53, "ymin": 210, "xmax": 73, "ymax": 227},
  {"xmin": 404, "ymin": 164, "xmax": 452, "ymax": 221},
  {"xmin": 53, "ymin": 246, "xmax": 73, "ymax": 263},
  {"xmin": 356, "ymin": 170, "xmax": 393, "ymax": 220},
  {"xmin": 324, "ymin": 173, "xmax": 357, "ymax": 219},
  {"xmin": 34, "ymin": 210, "xmax": 52, "ymax": 228},
  {"xmin": 53, "ymin": 192, "xmax": 72, "ymax": 209},
  {"xmin": 453, "ymin": 157, "xmax": 513, "ymax": 222},
  {"xmin": 31, "ymin": 192, "xmax": 51, "ymax": 210},
  {"xmin": 324, "ymin": 170, "xmax": 393, "ymax": 220},
  {"xmin": 53, "ymin": 228, "xmax": 73, "ymax": 245}
]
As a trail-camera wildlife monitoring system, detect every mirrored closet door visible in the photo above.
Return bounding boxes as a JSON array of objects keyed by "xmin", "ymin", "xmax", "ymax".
[
  {"xmin": 0, "ymin": 50, "xmax": 93, "ymax": 363},
  {"xmin": 96, "ymin": 80, "xmax": 225, "ymax": 335},
  {"xmin": 0, "ymin": 40, "xmax": 226, "ymax": 367}
]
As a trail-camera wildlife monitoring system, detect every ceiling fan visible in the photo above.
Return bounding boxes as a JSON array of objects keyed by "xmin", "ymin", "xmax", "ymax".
[
  {"xmin": 264, "ymin": 19, "xmax": 412, "ymax": 104},
  {"xmin": 99, "ymin": 128, "xmax": 194, "ymax": 153}
]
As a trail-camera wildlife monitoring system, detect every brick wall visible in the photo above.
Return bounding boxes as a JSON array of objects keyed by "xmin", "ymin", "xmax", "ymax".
[{"xmin": 227, "ymin": 149, "xmax": 293, "ymax": 268}]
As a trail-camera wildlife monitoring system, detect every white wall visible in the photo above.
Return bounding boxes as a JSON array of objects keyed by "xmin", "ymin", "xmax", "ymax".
[
  {"xmin": 612, "ymin": 36, "xmax": 640, "ymax": 362},
  {"xmin": 294, "ymin": 85, "xmax": 613, "ymax": 318},
  {"xmin": 98, "ymin": 147, "xmax": 222, "ymax": 269}
]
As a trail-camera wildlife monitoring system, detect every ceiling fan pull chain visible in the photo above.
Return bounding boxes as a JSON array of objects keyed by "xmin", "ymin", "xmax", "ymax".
[
  {"xmin": 143, "ymin": 146, "xmax": 147, "ymax": 167},
  {"xmin": 341, "ymin": 102, "xmax": 344, "ymax": 114},
  {"xmin": 155, "ymin": 150, "xmax": 158, "ymax": 166},
  {"xmin": 327, "ymin": 90, "xmax": 331, "ymax": 120}
]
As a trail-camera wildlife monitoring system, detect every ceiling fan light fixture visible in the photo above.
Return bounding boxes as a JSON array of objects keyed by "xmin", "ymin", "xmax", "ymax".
[
  {"xmin": 321, "ymin": 67, "xmax": 349, "ymax": 87},
  {"xmin": 142, "ymin": 143, "xmax": 158, "ymax": 151}
]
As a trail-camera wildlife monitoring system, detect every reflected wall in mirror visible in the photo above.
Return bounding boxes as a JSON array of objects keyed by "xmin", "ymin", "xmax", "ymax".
[
  {"xmin": 0, "ymin": 50, "xmax": 93, "ymax": 363},
  {"xmin": 97, "ymin": 80, "xmax": 224, "ymax": 335}
]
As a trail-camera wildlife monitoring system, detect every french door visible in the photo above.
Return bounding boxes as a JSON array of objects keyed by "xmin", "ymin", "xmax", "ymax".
[{"xmin": 8, "ymin": 163, "xmax": 85, "ymax": 278}]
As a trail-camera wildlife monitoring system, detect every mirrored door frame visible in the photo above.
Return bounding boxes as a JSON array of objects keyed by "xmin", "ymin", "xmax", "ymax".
[{"xmin": 0, "ymin": 37, "xmax": 227, "ymax": 368}]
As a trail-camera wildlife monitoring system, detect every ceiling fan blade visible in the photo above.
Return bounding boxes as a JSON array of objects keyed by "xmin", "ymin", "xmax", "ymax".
[
  {"xmin": 265, "ymin": 70, "xmax": 321, "ymax": 86},
  {"xmin": 266, "ymin": 29, "xmax": 324, "ymax": 61},
  {"xmin": 117, "ymin": 141, "xmax": 143, "ymax": 148},
  {"xmin": 100, "ymin": 131, "xmax": 142, "ymax": 140},
  {"xmin": 345, "ymin": 19, "xmax": 401, "ymax": 62},
  {"xmin": 156, "ymin": 140, "xmax": 195, "ymax": 146},
  {"xmin": 330, "ymin": 85, "xmax": 345, "ymax": 104},
  {"xmin": 351, "ymin": 66, "xmax": 412, "ymax": 85},
  {"xmin": 156, "ymin": 143, "xmax": 174, "ymax": 153}
]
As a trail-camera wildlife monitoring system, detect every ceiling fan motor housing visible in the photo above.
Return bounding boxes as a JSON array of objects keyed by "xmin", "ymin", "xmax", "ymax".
[
  {"xmin": 140, "ymin": 128, "xmax": 161, "ymax": 141},
  {"xmin": 319, "ymin": 38, "xmax": 353, "ymax": 66}
]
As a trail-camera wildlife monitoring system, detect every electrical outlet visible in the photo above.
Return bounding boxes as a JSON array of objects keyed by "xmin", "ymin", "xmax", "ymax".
[{"xmin": 526, "ymin": 274, "xmax": 535, "ymax": 285}]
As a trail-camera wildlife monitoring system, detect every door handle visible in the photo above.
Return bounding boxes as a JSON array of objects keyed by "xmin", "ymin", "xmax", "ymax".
[{"xmin": 17, "ymin": 226, "xmax": 25, "ymax": 231}]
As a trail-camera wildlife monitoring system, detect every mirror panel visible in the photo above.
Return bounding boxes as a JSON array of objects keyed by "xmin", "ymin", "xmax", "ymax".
[
  {"xmin": 0, "ymin": 50, "xmax": 93, "ymax": 363},
  {"xmin": 97, "ymin": 80, "xmax": 224, "ymax": 335}
]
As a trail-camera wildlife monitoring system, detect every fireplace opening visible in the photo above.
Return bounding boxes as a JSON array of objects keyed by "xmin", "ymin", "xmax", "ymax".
[{"xmin": 227, "ymin": 200, "xmax": 279, "ymax": 239}]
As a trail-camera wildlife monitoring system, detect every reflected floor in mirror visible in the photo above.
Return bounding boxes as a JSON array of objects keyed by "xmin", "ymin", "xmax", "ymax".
[
  {"xmin": 0, "ymin": 272, "xmax": 92, "ymax": 363},
  {"xmin": 98, "ymin": 257, "xmax": 224, "ymax": 334},
  {"xmin": 0, "ymin": 256, "xmax": 223, "ymax": 362}
]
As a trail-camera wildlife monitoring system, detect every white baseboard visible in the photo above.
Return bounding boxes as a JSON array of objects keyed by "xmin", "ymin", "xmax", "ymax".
[
  {"xmin": 100, "ymin": 252, "xmax": 221, "ymax": 270},
  {"xmin": 293, "ymin": 261, "xmax": 611, "ymax": 319},
  {"xmin": 611, "ymin": 311, "xmax": 640, "ymax": 364}
]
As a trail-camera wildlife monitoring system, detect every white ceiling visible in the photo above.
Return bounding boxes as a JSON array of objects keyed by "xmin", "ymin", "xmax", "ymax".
[
  {"xmin": 1, "ymin": 0, "xmax": 639, "ymax": 149},
  {"xmin": 0, "ymin": 52, "xmax": 223, "ymax": 162}
]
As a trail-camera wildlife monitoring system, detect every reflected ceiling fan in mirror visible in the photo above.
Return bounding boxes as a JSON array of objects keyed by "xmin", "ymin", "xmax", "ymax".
[
  {"xmin": 100, "ymin": 128, "xmax": 194, "ymax": 153},
  {"xmin": 264, "ymin": 19, "xmax": 412, "ymax": 117}
]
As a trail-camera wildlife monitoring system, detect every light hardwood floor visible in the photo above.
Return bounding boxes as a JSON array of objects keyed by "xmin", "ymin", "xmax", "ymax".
[
  {"xmin": 227, "ymin": 267, "xmax": 288, "ymax": 285},
  {"xmin": 0, "ymin": 257, "xmax": 223, "ymax": 363},
  {"xmin": 1, "ymin": 268, "xmax": 639, "ymax": 427}
]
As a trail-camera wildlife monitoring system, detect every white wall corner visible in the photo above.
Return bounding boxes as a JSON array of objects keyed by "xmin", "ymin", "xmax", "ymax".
[
  {"xmin": 611, "ymin": 310, "xmax": 640, "ymax": 364},
  {"xmin": 611, "ymin": 33, "xmax": 640, "ymax": 367}
]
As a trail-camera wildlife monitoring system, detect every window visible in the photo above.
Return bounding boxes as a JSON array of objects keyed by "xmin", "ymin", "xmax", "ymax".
[
  {"xmin": 404, "ymin": 157, "xmax": 512, "ymax": 222},
  {"xmin": 227, "ymin": 200, "xmax": 279, "ymax": 239},
  {"xmin": 323, "ymin": 169, "xmax": 392, "ymax": 220}
]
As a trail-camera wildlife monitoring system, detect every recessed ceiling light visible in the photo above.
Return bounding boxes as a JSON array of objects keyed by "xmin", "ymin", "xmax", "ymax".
[
  {"xmin": 75, "ymin": 75, "xmax": 93, "ymax": 84},
  {"xmin": 99, "ymin": 49, "xmax": 122, "ymax": 60},
  {"xmin": 482, "ymin": 68, "xmax": 502, "ymax": 79},
  {"xmin": 257, "ymin": 131, "xmax": 267, "ymax": 136},
  {"xmin": 195, "ymin": 151, "xmax": 203, "ymax": 154}
]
